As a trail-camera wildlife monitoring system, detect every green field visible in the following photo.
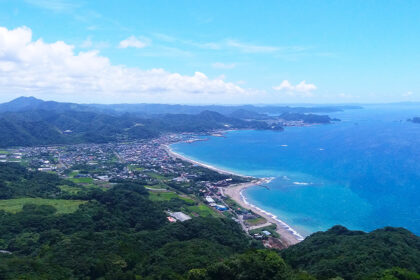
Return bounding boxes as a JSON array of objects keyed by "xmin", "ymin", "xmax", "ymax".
[
  {"xmin": 69, "ymin": 177, "xmax": 94, "ymax": 184},
  {"xmin": 244, "ymin": 217, "xmax": 267, "ymax": 226},
  {"xmin": 145, "ymin": 184, "xmax": 169, "ymax": 190},
  {"xmin": 59, "ymin": 185, "xmax": 83, "ymax": 194},
  {"xmin": 0, "ymin": 198, "xmax": 86, "ymax": 214},
  {"xmin": 178, "ymin": 195, "xmax": 195, "ymax": 204},
  {"xmin": 148, "ymin": 191, "xmax": 195, "ymax": 204},
  {"xmin": 0, "ymin": 150, "xmax": 9, "ymax": 154},
  {"xmin": 147, "ymin": 172, "xmax": 170, "ymax": 180},
  {"xmin": 128, "ymin": 165, "xmax": 145, "ymax": 171},
  {"xmin": 86, "ymin": 182, "xmax": 112, "ymax": 191},
  {"xmin": 148, "ymin": 191, "xmax": 178, "ymax": 201},
  {"xmin": 187, "ymin": 204, "xmax": 219, "ymax": 217},
  {"xmin": 68, "ymin": 170, "xmax": 79, "ymax": 177}
]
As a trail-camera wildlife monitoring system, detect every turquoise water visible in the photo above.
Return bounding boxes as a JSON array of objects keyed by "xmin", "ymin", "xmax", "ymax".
[{"xmin": 171, "ymin": 105, "xmax": 420, "ymax": 236}]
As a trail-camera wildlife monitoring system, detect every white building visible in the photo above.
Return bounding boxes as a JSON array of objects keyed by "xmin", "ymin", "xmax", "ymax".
[
  {"xmin": 205, "ymin": 196, "xmax": 215, "ymax": 204},
  {"xmin": 168, "ymin": 211, "xmax": 191, "ymax": 222}
]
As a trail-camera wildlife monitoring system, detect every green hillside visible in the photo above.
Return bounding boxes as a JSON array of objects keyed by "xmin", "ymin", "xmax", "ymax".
[{"xmin": 0, "ymin": 163, "xmax": 419, "ymax": 279}]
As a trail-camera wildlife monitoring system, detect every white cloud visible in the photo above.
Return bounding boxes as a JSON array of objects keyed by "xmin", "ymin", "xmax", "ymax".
[
  {"xmin": 272, "ymin": 80, "xmax": 317, "ymax": 97},
  {"xmin": 295, "ymin": 81, "xmax": 317, "ymax": 92},
  {"xmin": 273, "ymin": 80, "xmax": 294, "ymax": 91},
  {"xmin": 0, "ymin": 26, "xmax": 247, "ymax": 103},
  {"xmin": 211, "ymin": 62, "xmax": 236, "ymax": 69},
  {"xmin": 118, "ymin": 36, "xmax": 148, "ymax": 49},
  {"xmin": 273, "ymin": 80, "xmax": 317, "ymax": 92}
]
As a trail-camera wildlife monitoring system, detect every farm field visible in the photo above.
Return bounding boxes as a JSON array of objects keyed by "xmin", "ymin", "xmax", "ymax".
[{"xmin": 0, "ymin": 198, "xmax": 86, "ymax": 214}]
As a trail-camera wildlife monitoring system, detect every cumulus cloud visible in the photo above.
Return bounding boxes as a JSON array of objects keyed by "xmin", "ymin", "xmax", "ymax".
[
  {"xmin": 273, "ymin": 80, "xmax": 317, "ymax": 97},
  {"xmin": 118, "ymin": 35, "xmax": 148, "ymax": 49},
  {"xmin": 0, "ymin": 26, "xmax": 247, "ymax": 103}
]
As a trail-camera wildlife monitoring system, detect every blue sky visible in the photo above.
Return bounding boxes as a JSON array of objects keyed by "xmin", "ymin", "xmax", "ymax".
[{"xmin": 0, "ymin": 0, "xmax": 419, "ymax": 104}]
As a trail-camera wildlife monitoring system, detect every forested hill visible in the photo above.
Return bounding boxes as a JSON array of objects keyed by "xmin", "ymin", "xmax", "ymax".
[
  {"xmin": 0, "ymin": 163, "xmax": 419, "ymax": 279},
  {"xmin": 0, "ymin": 97, "xmax": 356, "ymax": 148},
  {"xmin": 281, "ymin": 225, "xmax": 420, "ymax": 280},
  {"xmin": 0, "ymin": 109, "xmax": 280, "ymax": 147},
  {"xmin": 0, "ymin": 96, "xmax": 361, "ymax": 115}
]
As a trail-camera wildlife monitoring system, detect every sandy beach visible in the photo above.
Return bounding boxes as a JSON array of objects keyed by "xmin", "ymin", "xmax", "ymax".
[
  {"xmin": 164, "ymin": 144, "xmax": 251, "ymax": 178},
  {"xmin": 164, "ymin": 143, "xmax": 303, "ymax": 247},
  {"xmin": 224, "ymin": 182, "xmax": 303, "ymax": 246}
]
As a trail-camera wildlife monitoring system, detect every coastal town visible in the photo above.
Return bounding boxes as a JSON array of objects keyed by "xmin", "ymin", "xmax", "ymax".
[{"xmin": 0, "ymin": 133, "xmax": 301, "ymax": 248}]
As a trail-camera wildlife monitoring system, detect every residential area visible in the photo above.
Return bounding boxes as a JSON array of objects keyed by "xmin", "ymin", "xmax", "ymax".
[{"xmin": 0, "ymin": 134, "xmax": 282, "ymax": 246}]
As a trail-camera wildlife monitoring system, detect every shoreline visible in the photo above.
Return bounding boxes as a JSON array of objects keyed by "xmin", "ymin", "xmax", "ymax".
[
  {"xmin": 224, "ymin": 182, "xmax": 303, "ymax": 246},
  {"xmin": 163, "ymin": 144, "xmax": 251, "ymax": 178},
  {"xmin": 163, "ymin": 142, "xmax": 303, "ymax": 246}
]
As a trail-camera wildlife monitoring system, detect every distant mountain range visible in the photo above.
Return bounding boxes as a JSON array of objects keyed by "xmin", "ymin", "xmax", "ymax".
[
  {"xmin": 0, "ymin": 97, "xmax": 91, "ymax": 114},
  {"xmin": 0, "ymin": 97, "xmax": 359, "ymax": 147},
  {"xmin": 0, "ymin": 96, "xmax": 361, "ymax": 115}
]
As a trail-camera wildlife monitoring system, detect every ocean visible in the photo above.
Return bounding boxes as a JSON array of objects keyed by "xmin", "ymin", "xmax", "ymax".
[{"xmin": 170, "ymin": 104, "xmax": 420, "ymax": 236}]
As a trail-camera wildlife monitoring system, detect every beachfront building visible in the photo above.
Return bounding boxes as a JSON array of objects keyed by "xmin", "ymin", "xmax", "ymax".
[
  {"xmin": 214, "ymin": 204, "xmax": 228, "ymax": 211},
  {"xmin": 262, "ymin": 230, "xmax": 272, "ymax": 236},
  {"xmin": 205, "ymin": 196, "xmax": 215, "ymax": 204}
]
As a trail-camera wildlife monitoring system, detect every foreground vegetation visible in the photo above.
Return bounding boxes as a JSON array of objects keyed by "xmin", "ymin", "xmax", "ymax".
[{"xmin": 0, "ymin": 163, "xmax": 419, "ymax": 279}]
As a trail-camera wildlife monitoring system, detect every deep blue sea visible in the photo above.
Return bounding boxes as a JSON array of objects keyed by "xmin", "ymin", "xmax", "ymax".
[{"xmin": 171, "ymin": 105, "xmax": 420, "ymax": 236}]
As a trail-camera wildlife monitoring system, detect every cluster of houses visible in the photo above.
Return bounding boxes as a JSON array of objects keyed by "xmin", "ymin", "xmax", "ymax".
[
  {"xmin": 252, "ymin": 230, "xmax": 272, "ymax": 240},
  {"xmin": 205, "ymin": 195, "xmax": 228, "ymax": 211},
  {"xmin": 2, "ymin": 134, "xmax": 240, "ymax": 194},
  {"xmin": 2, "ymin": 134, "xmax": 281, "ymax": 244},
  {"xmin": 0, "ymin": 152, "xmax": 23, "ymax": 163}
]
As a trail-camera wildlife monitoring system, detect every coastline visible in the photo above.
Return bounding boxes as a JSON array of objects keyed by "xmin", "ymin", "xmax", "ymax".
[
  {"xmin": 164, "ymin": 142, "xmax": 303, "ymax": 246},
  {"xmin": 224, "ymin": 182, "xmax": 303, "ymax": 246},
  {"xmin": 163, "ymin": 144, "xmax": 251, "ymax": 178}
]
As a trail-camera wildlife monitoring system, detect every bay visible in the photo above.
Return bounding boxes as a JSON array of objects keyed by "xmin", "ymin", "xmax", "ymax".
[{"xmin": 171, "ymin": 104, "xmax": 420, "ymax": 236}]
